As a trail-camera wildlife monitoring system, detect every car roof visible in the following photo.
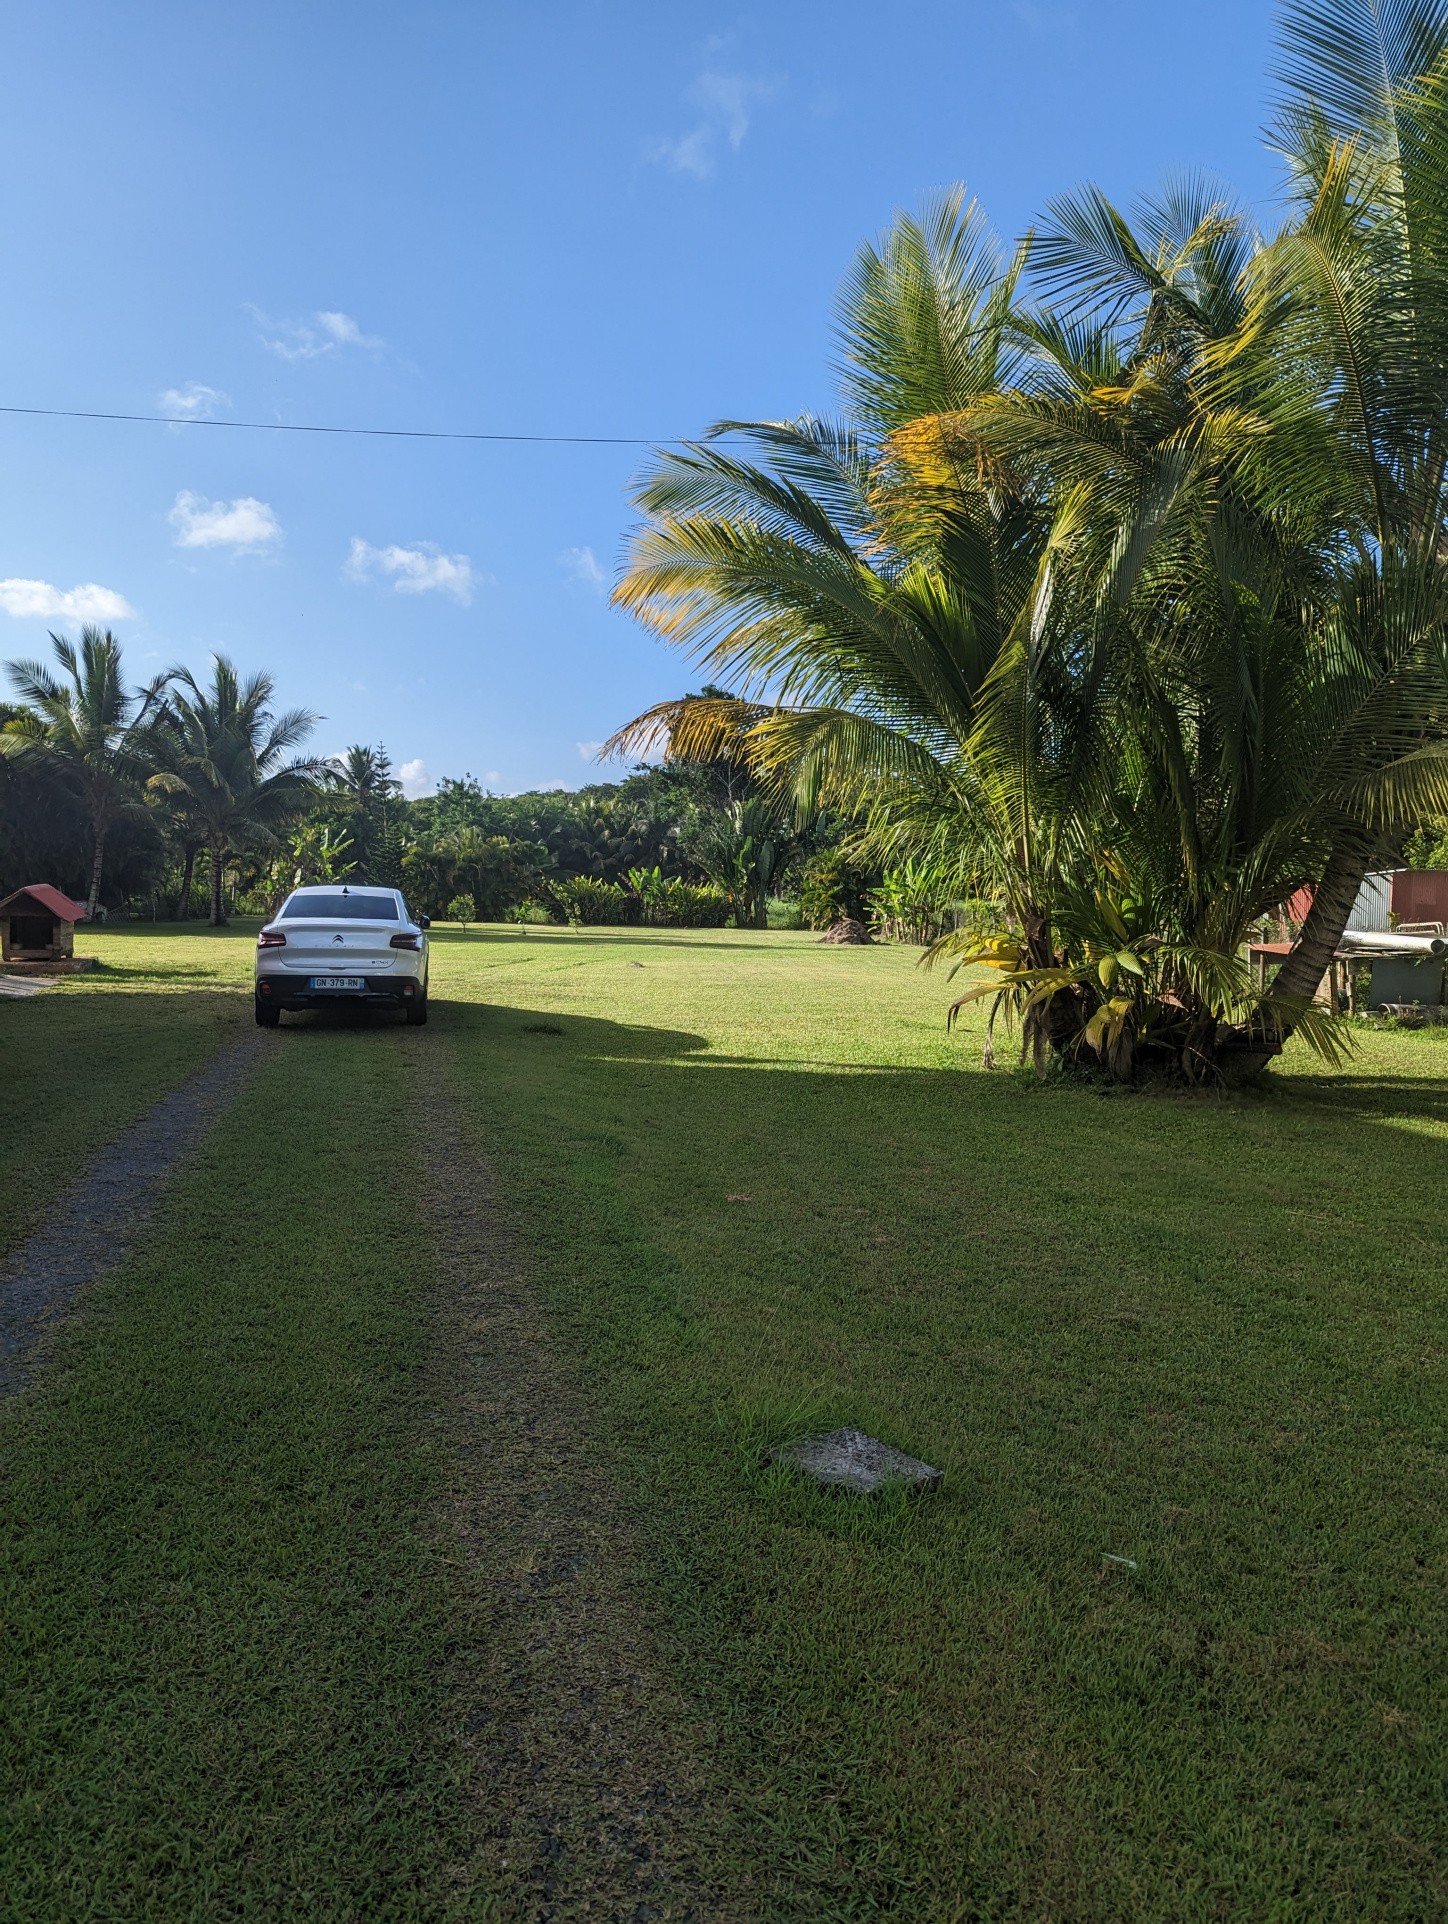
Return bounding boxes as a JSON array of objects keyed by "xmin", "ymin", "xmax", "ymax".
[{"xmin": 286, "ymin": 885, "xmax": 400, "ymax": 897}]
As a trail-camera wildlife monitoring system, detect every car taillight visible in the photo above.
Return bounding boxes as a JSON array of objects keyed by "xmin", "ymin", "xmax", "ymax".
[
  {"xmin": 258, "ymin": 929, "xmax": 286, "ymax": 948},
  {"xmin": 389, "ymin": 932, "xmax": 421, "ymax": 950}
]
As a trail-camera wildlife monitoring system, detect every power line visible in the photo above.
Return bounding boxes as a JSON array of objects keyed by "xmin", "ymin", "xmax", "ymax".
[{"xmin": 0, "ymin": 402, "xmax": 713, "ymax": 447}]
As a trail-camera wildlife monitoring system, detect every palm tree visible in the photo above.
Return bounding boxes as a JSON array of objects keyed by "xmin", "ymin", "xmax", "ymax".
[
  {"xmin": 327, "ymin": 743, "xmax": 398, "ymax": 811},
  {"xmin": 153, "ymin": 657, "xmax": 319, "ymax": 925},
  {"xmin": 609, "ymin": 3, "xmax": 1448, "ymax": 1081},
  {"xmin": 1, "ymin": 627, "xmax": 168, "ymax": 919},
  {"xmin": 940, "ymin": 0, "xmax": 1448, "ymax": 1073},
  {"xmin": 605, "ymin": 192, "xmax": 1062, "ymax": 1010},
  {"xmin": 1228, "ymin": 0, "xmax": 1448, "ymax": 1059},
  {"xmin": 167, "ymin": 813, "xmax": 208, "ymax": 922},
  {"xmin": 443, "ymin": 825, "xmax": 550, "ymax": 919},
  {"xmin": 147, "ymin": 718, "xmax": 212, "ymax": 920},
  {"xmin": 444, "ymin": 824, "xmax": 495, "ymax": 906},
  {"xmin": 688, "ymin": 797, "xmax": 783, "ymax": 927},
  {"xmin": 324, "ymin": 744, "xmax": 399, "ymax": 873}
]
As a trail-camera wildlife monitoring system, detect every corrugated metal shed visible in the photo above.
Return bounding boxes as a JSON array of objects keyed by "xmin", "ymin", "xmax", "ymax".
[{"xmin": 1346, "ymin": 872, "xmax": 1393, "ymax": 931}]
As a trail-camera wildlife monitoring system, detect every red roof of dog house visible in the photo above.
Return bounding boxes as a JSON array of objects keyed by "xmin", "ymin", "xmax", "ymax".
[{"xmin": 0, "ymin": 884, "xmax": 87, "ymax": 921}]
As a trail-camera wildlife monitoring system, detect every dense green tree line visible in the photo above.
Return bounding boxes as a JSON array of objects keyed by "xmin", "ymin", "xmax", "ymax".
[{"xmin": 0, "ymin": 632, "xmax": 867, "ymax": 929}]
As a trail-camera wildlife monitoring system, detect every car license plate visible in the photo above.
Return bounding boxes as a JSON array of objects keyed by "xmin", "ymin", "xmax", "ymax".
[{"xmin": 309, "ymin": 975, "xmax": 366, "ymax": 991}]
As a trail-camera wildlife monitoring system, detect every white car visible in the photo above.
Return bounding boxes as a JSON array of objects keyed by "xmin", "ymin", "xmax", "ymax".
[{"xmin": 254, "ymin": 885, "xmax": 430, "ymax": 1027}]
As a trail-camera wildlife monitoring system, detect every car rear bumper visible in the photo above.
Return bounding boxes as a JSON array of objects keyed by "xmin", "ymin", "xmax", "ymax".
[{"xmin": 255, "ymin": 974, "xmax": 425, "ymax": 1010}]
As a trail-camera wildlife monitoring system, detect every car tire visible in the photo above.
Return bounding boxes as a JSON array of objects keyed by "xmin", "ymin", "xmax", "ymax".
[
  {"xmin": 405, "ymin": 990, "xmax": 428, "ymax": 1026},
  {"xmin": 255, "ymin": 997, "xmax": 281, "ymax": 1028}
]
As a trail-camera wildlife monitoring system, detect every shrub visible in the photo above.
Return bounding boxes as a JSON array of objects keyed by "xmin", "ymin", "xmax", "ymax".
[
  {"xmin": 447, "ymin": 893, "xmax": 477, "ymax": 929},
  {"xmin": 505, "ymin": 897, "xmax": 561, "ymax": 926},
  {"xmin": 552, "ymin": 876, "xmax": 632, "ymax": 925},
  {"xmin": 766, "ymin": 897, "xmax": 804, "ymax": 929},
  {"xmin": 626, "ymin": 865, "xmax": 670, "ymax": 920},
  {"xmin": 865, "ymin": 860, "xmax": 960, "ymax": 945},
  {"xmin": 623, "ymin": 868, "xmax": 730, "ymax": 928},
  {"xmin": 657, "ymin": 881, "xmax": 731, "ymax": 927},
  {"xmin": 799, "ymin": 851, "xmax": 876, "ymax": 930}
]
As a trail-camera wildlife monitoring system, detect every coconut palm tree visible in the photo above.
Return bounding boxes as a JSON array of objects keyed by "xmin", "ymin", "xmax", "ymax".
[
  {"xmin": 324, "ymin": 744, "xmax": 399, "ymax": 873},
  {"xmin": 939, "ymin": 0, "xmax": 1448, "ymax": 1074},
  {"xmin": 327, "ymin": 743, "xmax": 398, "ymax": 811},
  {"xmin": 0, "ymin": 627, "xmax": 168, "ymax": 919},
  {"xmin": 610, "ymin": 2, "xmax": 1448, "ymax": 1081},
  {"xmin": 153, "ymin": 657, "xmax": 319, "ymax": 925},
  {"xmin": 1227, "ymin": 0, "xmax": 1448, "ymax": 1058},
  {"xmin": 608, "ymin": 188, "xmax": 1040, "ymax": 842},
  {"xmin": 442, "ymin": 824, "xmax": 551, "ymax": 920},
  {"xmin": 146, "ymin": 717, "xmax": 213, "ymax": 919},
  {"xmin": 687, "ymin": 797, "xmax": 784, "ymax": 927},
  {"xmin": 606, "ymin": 192, "xmax": 1100, "ymax": 1042}
]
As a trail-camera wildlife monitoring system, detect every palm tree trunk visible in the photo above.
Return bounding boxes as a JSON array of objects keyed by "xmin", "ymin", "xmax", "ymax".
[
  {"xmin": 209, "ymin": 843, "xmax": 227, "ymax": 926},
  {"xmin": 85, "ymin": 825, "xmax": 107, "ymax": 922},
  {"xmin": 1222, "ymin": 843, "xmax": 1372, "ymax": 1076},
  {"xmin": 1269, "ymin": 845, "xmax": 1372, "ymax": 1005},
  {"xmin": 175, "ymin": 845, "xmax": 197, "ymax": 921}
]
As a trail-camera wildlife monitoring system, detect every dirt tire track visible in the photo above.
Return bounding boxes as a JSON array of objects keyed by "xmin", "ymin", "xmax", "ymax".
[
  {"xmin": 0, "ymin": 1030, "xmax": 264, "ymax": 1399},
  {"xmin": 404, "ymin": 1042, "xmax": 752, "ymax": 1923}
]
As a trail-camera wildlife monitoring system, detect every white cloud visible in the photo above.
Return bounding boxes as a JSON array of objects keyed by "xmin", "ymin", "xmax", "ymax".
[
  {"xmin": 399, "ymin": 758, "xmax": 434, "ymax": 799},
  {"xmin": 0, "ymin": 578, "xmax": 136, "ymax": 622},
  {"xmin": 483, "ymin": 769, "xmax": 501, "ymax": 786},
  {"xmin": 247, "ymin": 304, "xmax": 383, "ymax": 362},
  {"xmin": 345, "ymin": 537, "xmax": 474, "ymax": 604},
  {"xmin": 559, "ymin": 544, "xmax": 607, "ymax": 593},
  {"xmin": 696, "ymin": 72, "xmax": 766, "ymax": 149},
  {"xmin": 160, "ymin": 382, "xmax": 229, "ymax": 421},
  {"xmin": 576, "ymin": 739, "xmax": 603, "ymax": 761},
  {"xmin": 656, "ymin": 127, "xmax": 715, "ymax": 178},
  {"xmin": 169, "ymin": 491, "xmax": 282, "ymax": 552},
  {"xmin": 538, "ymin": 780, "xmax": 569, "ymax": 791},
  {"xmin": 315, "ymin": 311, "xmax": 374, "ymax": 346},
  {"xmin": 652, "ymin": 68, "xmax": 780, "ymax": 177}
]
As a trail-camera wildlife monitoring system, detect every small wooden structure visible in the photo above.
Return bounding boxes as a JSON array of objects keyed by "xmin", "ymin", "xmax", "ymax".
[
  {"xmin": 0, "ymin": 884, "xmax": 94, "ymax": 974},
  {"xmin": 1248, "ymin": 938, "xmax": 1349, "ymax": 1009},
  {"xmin": 1251, "ymin": 926, "xmax": 1448, "ymax": 1016}
]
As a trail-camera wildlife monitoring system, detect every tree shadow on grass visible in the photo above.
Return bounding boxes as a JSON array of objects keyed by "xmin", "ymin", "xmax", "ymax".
[
  {"xmin": 1273, "ymin": 1072, "xmax": 1448, "ymax": 1129},
  {"xmin": 427, "ymin": 996, "xmax": 1448, "ymax": 1909},
  {"xmin": 438, "ymin": 996, "xmax": 712, "ymax": 1061},
  {"xmin": 433, "ymin": 992, "xmax": 1448, "ymax": 1126},
  {"xmin": 84, "ymin": 965, "xmax": 238, "ymax": 985},
  {"xmin": 438, "ymin": 995, "xmax": 1448, "ymax": 1150},
  {"xmin": 279, "ymin": 996, "xmax": 718, "ymax": 1064},
  {"xmin": 443, "ymin": 927, "xmax": 833, "ymax": 955}
]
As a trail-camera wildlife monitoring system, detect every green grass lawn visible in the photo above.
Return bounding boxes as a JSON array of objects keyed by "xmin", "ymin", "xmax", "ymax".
[
  {"xmin": 0, "ymin": 923, "xmax": 255, "ymax": 1264},
  {"xmin": 3, "ymin": 921, "xmax": 1446, "ymax": 1918},
  {"xmin": 2, "ymin": 1027, "xmax": 479, "ymax": 1918}
]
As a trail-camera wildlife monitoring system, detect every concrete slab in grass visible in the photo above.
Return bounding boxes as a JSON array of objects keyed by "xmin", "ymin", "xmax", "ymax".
[{"xmin": 770, "ymin": 1426, "xmax": 942, "ymax": 1495}]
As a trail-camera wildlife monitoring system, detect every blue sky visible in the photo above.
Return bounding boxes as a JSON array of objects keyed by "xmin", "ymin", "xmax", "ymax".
[{"xmin": 0, "ymin": 1, "xmax": 1281, "ymax": 795}]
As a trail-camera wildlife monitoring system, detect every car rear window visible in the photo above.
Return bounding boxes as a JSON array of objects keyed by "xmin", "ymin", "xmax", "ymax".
[{"xmin": 280, "ymin": 891, "xmax": 399, "ymax": 921}]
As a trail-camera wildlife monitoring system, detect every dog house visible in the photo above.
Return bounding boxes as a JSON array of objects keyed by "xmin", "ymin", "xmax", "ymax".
[{"xmin": 0, "ymin": 884, "xmax": 90, "ymax": 972}]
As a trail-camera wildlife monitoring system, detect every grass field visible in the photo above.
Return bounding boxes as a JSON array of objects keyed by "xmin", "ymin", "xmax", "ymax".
[
  {"xmin": 3, "ymin": 922, "xmax": 1446, "ymax": 1918},
  {"xmin": 0, "ymin": 925, "xmax": 250, "ymax": 1265}
]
